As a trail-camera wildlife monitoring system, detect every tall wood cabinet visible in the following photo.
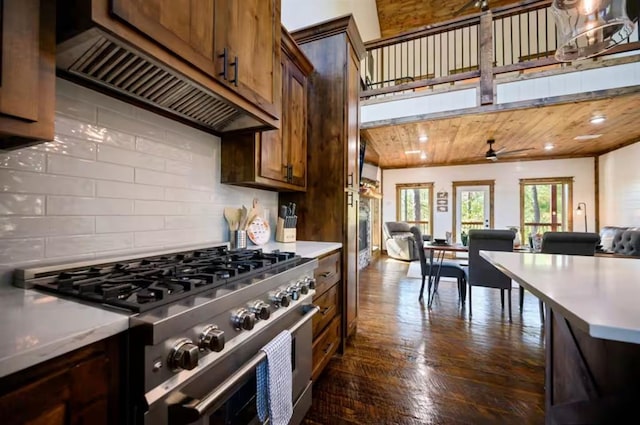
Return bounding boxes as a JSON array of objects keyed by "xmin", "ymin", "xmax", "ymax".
[
  {"xmin": 0, "ymin": 0, "xmax": 56, "ymax": 150},
  {"xmin": 281, "ymin": 16, "xmax": 366, "ymax": 354},
  {"xmin": 221, "ymin": 27, "xmax": 313, "ymax": 191}
]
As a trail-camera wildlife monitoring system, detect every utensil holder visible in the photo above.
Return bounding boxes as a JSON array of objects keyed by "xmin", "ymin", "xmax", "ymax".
[
  {"xmin": 275, "ymin": 218, "xmax": 296, "ymax": 243},
  {"xmin": 230, "ymin": 230, "xmax": 247, "ymax": 250}
]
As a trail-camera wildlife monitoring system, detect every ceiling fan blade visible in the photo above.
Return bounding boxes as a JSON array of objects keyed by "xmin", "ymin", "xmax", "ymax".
[
  {"xmin": 455, "ymin": 0, "xmax": 480, "ymax": 15},
  {"xmin": 498, "ymin": 147, "xmax": 535, "ymax": 156},
  {"xmin": 494, "ymin": 147, "xmax": 507, "ymax": 155}
]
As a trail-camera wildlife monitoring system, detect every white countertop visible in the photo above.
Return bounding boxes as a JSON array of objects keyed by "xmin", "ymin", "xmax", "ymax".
[
  {"xmin": 254, "ymin": 240, "xmax": 342, "ymax": 258},
  {"xmin": 0, "ymin": 286, "xmax": 129, "ymax": 378},
  {"xmin": 481, "ymin": 251, "xmax": 640, "ymax": 344}
]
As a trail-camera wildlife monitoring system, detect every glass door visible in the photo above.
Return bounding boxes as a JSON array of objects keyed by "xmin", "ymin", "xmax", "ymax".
[{"xmin": 453, "ymin": 180, "xmax": 494, "ymax": 243}]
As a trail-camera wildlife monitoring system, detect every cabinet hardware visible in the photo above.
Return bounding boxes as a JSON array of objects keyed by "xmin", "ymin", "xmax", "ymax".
[
  {"xmin": 347, "ymin": 192, "xmax": 354, "ymax": 206},
  {"xmin": 323, "ymin": 342, "xmax": 334, "ymax": 355},
  {"xmin": 229, "ymin": 56, "xmax": 239, "ymax": 87},
  {"xmin": 287, "ymin": 164, "xmax": 293, "ymax": 182},
  {"xmin": 347, "ymin": 172, "xmax": 354, "ymax": 188},
  {"xmin": 218, "ymin": 48, "xmax": 228, "ymax": 81},
  {"xmin": 319, "ymin": 271, "xmax": 335, "ymax": 278}
]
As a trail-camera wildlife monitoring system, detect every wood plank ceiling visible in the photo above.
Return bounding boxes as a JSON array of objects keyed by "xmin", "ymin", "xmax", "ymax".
[
  {"xmin": 375, "ymin": 0, "xmax": 521, "ymax": 38},
  {"xmin": 362, "ymin": 93, "xmax": 640, "ymax": 168}
]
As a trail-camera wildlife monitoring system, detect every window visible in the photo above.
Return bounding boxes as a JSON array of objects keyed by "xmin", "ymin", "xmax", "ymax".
[
  {"xmin": 520, "ymin": 177, "xmax": 573, "ymax": 245},
  {"xmin": 396, "ymin": 183, "xmax": 433, "ymax": 236}
]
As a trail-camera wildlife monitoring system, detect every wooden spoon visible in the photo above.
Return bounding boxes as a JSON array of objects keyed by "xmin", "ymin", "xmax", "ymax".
[{"xmin": 224, "ymin": 207, "xmax": 237, "ymax": 230}]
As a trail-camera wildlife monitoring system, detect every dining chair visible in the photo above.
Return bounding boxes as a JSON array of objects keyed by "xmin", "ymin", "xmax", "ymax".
[
  {"xmin": 467, "ymin": 229, "xmax": 515, "ymax": 321},
  {"xmin": 409, "ymin": 226, "xmax": 467, "ymax": 306},
  {"xmin": 534, "ymin": 231, "xmax": 600, "ymax": 322}
]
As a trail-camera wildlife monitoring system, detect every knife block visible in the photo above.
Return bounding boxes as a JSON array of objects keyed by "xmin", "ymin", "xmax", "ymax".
[{"xmin": 275, "ymin": 218, "xmax": 296, "ymax": 243}]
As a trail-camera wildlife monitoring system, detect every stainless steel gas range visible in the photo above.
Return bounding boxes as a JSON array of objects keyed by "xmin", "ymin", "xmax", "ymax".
[{"xmin": 15, "ymin": 244, "xmax": 319, "ymax": 425}]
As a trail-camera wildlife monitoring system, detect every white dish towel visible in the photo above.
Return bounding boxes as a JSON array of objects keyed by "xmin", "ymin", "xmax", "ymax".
[{"xmin": 257, "ymin": 330, "xmax": 293, "ymax": 425}]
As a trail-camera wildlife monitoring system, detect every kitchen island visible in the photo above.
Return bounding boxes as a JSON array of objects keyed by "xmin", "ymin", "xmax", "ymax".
[{"xmin": 481, "ymin": 251, "xmax": 640, "ymax": 424}]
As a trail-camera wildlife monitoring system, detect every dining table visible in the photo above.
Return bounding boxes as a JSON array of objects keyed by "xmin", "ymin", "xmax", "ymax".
[{"xmin": 422, "ymin": 242, "xmax": 468, "ymax": 308}]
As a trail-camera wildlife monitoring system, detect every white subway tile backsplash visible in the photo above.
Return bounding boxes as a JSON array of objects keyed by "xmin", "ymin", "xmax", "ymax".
[
  {"xmin": 0, "ymin": 217, "xmax": 94, "ymax": 238},
  {"xmin": 48, "ymin": 154, "xmax": 134, "ymax": 183},
  {"xmin": 48, "ymin": 196, "xmax": 133, "ymax": 215},
  {"xmin": 96, "ymin": 216, "xmax": 164, "ymax": 233},
  {"xmin": 165, "ymin": 188, "xmax": 211, "ymax": 202},
  {"xmin": 97, "ymin": 144, "xmax": 165, "ymax": 171},
  {"xmin": 32, "ymin": 135, "xmax": 97, "ymax": 160},
  {"xmin": 135, "ymin": 168, "xmax": 190, "ymax": 188},
  {"xmin": 0, "ymin": 169, "xmax": 95, "ymax": 196},
  {"xmin": 46, "ymin": 233, "xmax": 133, "ymax": 258},
  {"xmin": 96, "ymin": 181, "xmax": 164, "ymax": 200},
  {"xmin": 134, "ymin": 200, "xmax": 187, "ymax": 215},
  {"xmin": 0, "ymin": 238, "xmax": 44, "ymax": 263},
  {"xmin": 55, "ymin": 94, "xmax": 97, "ymax": 123},
  {"xmin": 55, "ymin": 116, "xmax": 136, "ymax": 150},
  {"xmin": 98, "ymin": 108, "xmax": 165, "ymax": 142},
  {"xmin": 0, "ymin": 194, "xmax": 44, "ymax": 216},
  {"xmin": 0, "ymin": 79, "xmax": 278, "ymax": 267},
  {"xmin": 0, "ymin": 151, "xmax": 46, "ymax": 173},
  {"xmin": 136, "ymin": 138, "xmax": 192, "ymax": 162}
]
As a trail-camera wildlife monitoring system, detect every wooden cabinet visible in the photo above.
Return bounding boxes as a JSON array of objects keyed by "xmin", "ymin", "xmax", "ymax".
[
  {"xmin": 281, "ymin": 15, "xmax": 365, "ymax": 349},
  {"xmin": 311, "ymin": 250, "xmax": 342, "ymax": 380},
  {"xmin": 221, "ymin": 27, "xmax": 313, "ymax": 191},
  {"xmin": 110, "ymin": 0, "xmax": 280, "ymax": 119},
  {"xmin": 0, "ymin": 335, "xmax": 123, "ymax": 425},
  {"xmin": 0, "ymin": 0, "xmax": 55, "ymax": 150}
]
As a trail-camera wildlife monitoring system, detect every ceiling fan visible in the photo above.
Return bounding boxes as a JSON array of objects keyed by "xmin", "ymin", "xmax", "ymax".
[
  {"xmin": 484, "ymin": 139, "xmax": 534, "ymax": 161},
  {"xmin": 456, "ymin": 0, "xmax": 490, "ymax": 15}
]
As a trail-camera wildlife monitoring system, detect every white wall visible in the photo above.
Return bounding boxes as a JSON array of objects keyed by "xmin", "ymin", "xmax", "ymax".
[
  {"xmin": 382, "ymin": 158, "xmax": 596, "ymax": 240},
  {"xmin": 0, "ymin": 79, "xmax": 278, "ymax": 282},
  {"xmin": 599, "ymin": 141, "xmax": 640, "ymax": 226},
  {"xmin": 282, "ymin": 0, "xmax": 381, "ymax": 42}
]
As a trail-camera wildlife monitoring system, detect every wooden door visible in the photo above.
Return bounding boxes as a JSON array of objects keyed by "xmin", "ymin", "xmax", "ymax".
[
  {"xmin": 286, "ymin": 60, "xmax": 307, "ymax": 188},
  {"xmin": 345, "ymin": 191, "xmax": 359, "ymax": 337},
  {"xmin": 111, "ymin": 0, "xmax": 216, "ymax": 77},
  {"xmin": 259, "ymin": 58, "xmax": 286, "ymax": 183},
  {"xmin": 214, "ymin": 0, "xmax": 280, "ymax": 118},
  {"xmin": 345, "ymin": 47, "xmax": 360, "ymax": 190}
]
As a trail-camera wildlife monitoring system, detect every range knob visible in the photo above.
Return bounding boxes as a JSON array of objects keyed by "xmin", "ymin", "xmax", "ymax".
[
  {"xmin": 287, "ymin": 285, "xmax": 300, "ymax": 301},
  {"xmin": 232, "ymin": 308, "xmax": 255, "ymax": 330},
  {"xmin": 270, "ymin": 290, "xmax": 291, "ymax": 308},
  {"xmin": 305, "ymin": 276, "xmax": 316, "ymax": 290},
  {"xmin": 250, "ymin": 301, "xmax": 271, "ymax": 320},
  {"xmin": 168, "ymin": 339, "xmax": 199, "ymax": 371},
  {"xmin": 295, "ymin": 280, "xmax": 310, "ymax": 295},
  {"xmin": 199, "ymin": 325, "xmax": 225, "ymax": 352}
]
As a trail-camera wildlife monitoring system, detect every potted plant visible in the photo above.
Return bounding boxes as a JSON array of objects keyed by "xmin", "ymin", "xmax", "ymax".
[{"xmin": 461, "ymin": 230, "xmax": 468, "ymax": 246}]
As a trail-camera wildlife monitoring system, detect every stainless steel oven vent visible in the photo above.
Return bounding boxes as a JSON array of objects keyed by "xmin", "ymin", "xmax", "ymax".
[{"xmin": 57, "ymin": 31, "xmax": 259, "ymax": 133}]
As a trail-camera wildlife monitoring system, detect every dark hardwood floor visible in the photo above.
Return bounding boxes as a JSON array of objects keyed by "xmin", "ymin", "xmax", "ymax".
[{"xmin": 303, "ymin": 255, "xmax": 545, "ymax": 425}]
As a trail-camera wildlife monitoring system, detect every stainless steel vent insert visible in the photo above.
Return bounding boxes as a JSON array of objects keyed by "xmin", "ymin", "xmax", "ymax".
[{"xmin": 63, "ymin": 34, "xmax": 246, "ymax": 132}]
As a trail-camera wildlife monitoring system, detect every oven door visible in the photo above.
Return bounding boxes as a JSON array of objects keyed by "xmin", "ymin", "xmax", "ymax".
[{"xmin": 148, "ymin": 304, "xmax": 317, "ymax": 425}]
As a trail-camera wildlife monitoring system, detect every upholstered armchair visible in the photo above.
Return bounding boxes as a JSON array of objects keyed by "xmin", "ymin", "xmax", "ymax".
[
  {"xmin": 383, "ymin": 222, "xmax": 430, "ymax": 261},
  {"xmin": 467, "ymin": 229, "xmax": 515, "ymax": 321}
]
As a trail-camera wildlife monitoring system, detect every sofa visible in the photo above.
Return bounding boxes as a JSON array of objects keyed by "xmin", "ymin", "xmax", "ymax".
[
  {"xmin": 383, "ymin": 222, "xmax": 430, "ymax": 261},
  {"xmin": 599, "ymin": 226, "xmax": 640, "ymax": 255}
]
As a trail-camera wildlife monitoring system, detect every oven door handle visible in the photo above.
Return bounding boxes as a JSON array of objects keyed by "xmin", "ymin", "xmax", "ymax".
[{"xmin": 168, "ymin": 304, "xmax": 320, "ymax": 425}]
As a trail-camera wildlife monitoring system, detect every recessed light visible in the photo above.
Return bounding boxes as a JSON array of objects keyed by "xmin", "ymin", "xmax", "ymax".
[
  {"xmin": 590, "ymin": 115, "xmax": 606, "ymax": 124},
  {"xmin": 544, "ymin": 143, "xmax": 554, "ymax": 151},
  {"xmin": 405, "ymin": 150, "xmax": 421, "ymax": 154},
  {"xmin": 419, "ymin": 135, "xmax": 428, "ymax": 142},
  {"xmin": 574, "ymin": 134, "xmax": 602, "ymax": 141},
  {"xmin": 420, "ymin": 152, "xmax": 427, "ymax": 160}
]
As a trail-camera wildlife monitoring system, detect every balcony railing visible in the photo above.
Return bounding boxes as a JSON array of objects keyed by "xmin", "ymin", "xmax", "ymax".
[{"xmin": 362, "ymin": 0, "xmax": 640, "ymax": 100}]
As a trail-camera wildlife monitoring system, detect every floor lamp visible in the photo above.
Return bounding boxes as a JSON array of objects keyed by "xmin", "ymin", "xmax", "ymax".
[{"xmin": 576, "ymin": 202, "xmax": 587, "ymax": 232}]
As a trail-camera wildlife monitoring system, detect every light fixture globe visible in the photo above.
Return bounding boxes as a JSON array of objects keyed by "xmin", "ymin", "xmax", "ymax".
[{"xmin": 551, "ymin": 0, "xmax": 635, "ymax": 61}]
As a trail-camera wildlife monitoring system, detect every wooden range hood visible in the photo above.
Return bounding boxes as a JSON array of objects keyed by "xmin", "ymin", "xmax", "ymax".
[{"xmin": 56, "ymin": 0, "xmax": 279, "ymax": 135}]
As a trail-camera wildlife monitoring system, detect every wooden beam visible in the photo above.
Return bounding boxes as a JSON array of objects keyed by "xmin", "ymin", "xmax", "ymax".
[{"xmin": 479, "ymin": 11, "xmax": 494, "ymax": 105}]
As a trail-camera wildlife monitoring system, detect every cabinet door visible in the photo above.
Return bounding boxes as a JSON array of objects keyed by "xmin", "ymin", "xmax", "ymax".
[
  {"xmin": 111, "ymin": 0, "xmax": 216, "ymax": 77},
  {"xmin": 286, "ymin": 61, "xmax": 307, "ymax": 189},
  {"xmin": 214, "ymin": 0, "xmax": 280, "ymax": 118},
  {"xmin": 345, "ymin": 48, "xmax": 360, "ymax": 190},
  {"xmin": 259, "ymin": 59, "xmax": 287, "ymax": 183},
  {"xmin": 345, "ymin": 192, "xmax": 359, "ymax": 337}
]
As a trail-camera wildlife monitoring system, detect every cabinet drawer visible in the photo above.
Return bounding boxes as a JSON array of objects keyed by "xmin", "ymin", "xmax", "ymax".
[
  {"xmin": 312, "ymin": 284, "xmax": 339, "ymax": 338},
  {"xmin": 314, "ymin": 251, "xmax": 341, "ymax": 296},
  {"xmin": 312, "ymin": 315, "xmax": 340, "ymax": 381}
]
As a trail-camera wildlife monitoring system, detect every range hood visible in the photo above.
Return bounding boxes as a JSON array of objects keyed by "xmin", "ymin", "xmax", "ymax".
[{"xmin": 57, "ymin": 29, "xmax": 270, "ymax": 134}]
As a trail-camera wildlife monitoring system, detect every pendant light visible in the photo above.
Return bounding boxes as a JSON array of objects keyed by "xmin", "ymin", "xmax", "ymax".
[{"xmin": 551, "ymin": 0, "xmax": 635, "ymax": 61}]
